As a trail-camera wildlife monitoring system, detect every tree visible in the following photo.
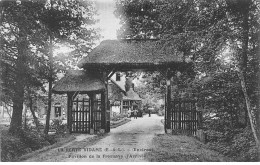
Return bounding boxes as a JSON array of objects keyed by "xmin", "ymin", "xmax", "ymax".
[
  {"xmin": 1, "ymin": 0, "xmax": 47, "ymax": 134},
  {"xmin": 0, "ymin": 0, "xmax": 99, "ymax": 134},
  {"xmin": 225, "ymin": 0, "xmax": 260, "ymax": 149},
  {"xmin": 38, "ymin": 0, "xmax": 99, "ymax": 134},
  {"xmin": 115, "ymin": 0, "xmax": 164, "ymax": 39},
  {"xmin": 134, "ymin": 71, "xmax": 165, "ymax": 99},
  {"xmin": 159, "ymin": 0, "xmax": 260, "ymax": 151},
  {"xmin": 158, "ymin": 0, "xmax": 260, "ymax": 157},
  {"xmin": 115, "ymin": 0, "xmax": 260, "ymax": 159}
]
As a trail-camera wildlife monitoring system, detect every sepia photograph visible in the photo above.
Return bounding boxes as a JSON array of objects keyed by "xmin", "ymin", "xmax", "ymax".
[{"xmin": 0, "ymin": 0, "xmax": 260, "ymax": 162}]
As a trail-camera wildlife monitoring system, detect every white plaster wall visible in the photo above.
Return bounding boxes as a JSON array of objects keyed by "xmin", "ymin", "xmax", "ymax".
[{"xmin": 111, "ymin": 106, "xmax": 120, "ymax": 114}]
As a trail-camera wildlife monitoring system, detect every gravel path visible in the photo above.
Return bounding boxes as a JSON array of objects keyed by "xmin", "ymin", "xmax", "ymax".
[
  {"xmin": 24, "ymin": 114, "xmax": 164, "ymax": 162},
  {"xmin": 64, "ymin": 114, "xmax": 164, "ymax": 162}
]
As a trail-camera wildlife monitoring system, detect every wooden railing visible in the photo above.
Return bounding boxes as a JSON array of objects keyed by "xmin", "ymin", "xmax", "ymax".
[{"xmin": 170, "ymin": 99, "xmax": 202, "ymax": 135}]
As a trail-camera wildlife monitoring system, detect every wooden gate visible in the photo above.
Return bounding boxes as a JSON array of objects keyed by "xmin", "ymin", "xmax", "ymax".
[
  {"xmin": 168, "ymin": 99, "xmax": 202, "ymax": 135},
  {"xmin": 71, "ymin": 98, "xmax": 102, "ymax": 133}
]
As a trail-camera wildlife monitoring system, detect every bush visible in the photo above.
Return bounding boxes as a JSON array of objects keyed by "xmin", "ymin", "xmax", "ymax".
[
  {"xmin": 51, "ymin": 119, "xmax": 67, "ymax": 135},
  {"xmin": 229, "ymin": 128, "xmax": 258, "ymax": 161},
  {"xmin": 1, "ymin": 129, "xmax": 52, "ymax": 162},
  {"xmin": 205, "ymin": 130, "xmax": 225, "ymax": 142},
  {"xmin": 1, "ymin": 132, "xmax": 30, "ymax": 162},
  {"xmin": 44, "ymin": 134, "xmax": 57, "ymax": 145},
  {"xmin": 111, "ymin": 113, "xmax": 127, "ymax": 121},
  {"xmin": 206, "ymin": 127, "xmax": 259, "ymax": 161},
  {"xmin": 20, "ymin": 130, "xmax": 49, "ymax": 150},
  {"xmin": 157, "ymin": 109, "xmax": 165, "ymax": 116}
]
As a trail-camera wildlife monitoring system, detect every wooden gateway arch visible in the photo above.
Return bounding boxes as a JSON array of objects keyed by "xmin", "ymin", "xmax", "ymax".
[{"xmin": 53, "ymin": 39, "xmax": 202, "ymax": 134}]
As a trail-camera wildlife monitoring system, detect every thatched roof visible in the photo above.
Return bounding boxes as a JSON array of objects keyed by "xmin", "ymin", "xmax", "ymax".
[
  {"xmin": 52, "ymin": 70, "xmax": 105, "ymax": 94},
  {"xmin": 108, "ymin": 80, "xmax": 125, "ymax": 104},
  {"xmin": 78, "ymin": 40, "xmax": 186, "ymax": 70},
  {"xmin": 123, "ymin": 87, "xmax": 141, "ymax": 101}
]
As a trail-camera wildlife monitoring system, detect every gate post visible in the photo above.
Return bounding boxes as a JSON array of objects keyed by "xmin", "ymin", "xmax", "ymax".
[
  {"xmin": 100, "ymin": 71, "xmax": 108, "ymax": 134},
  {"xmin": 67, "ymin": 92, "xmax": 73, "ymax": 133},
  {"xmin": 106, "ymin": 100, "xmax": 110, "ymax": 133},
  {"xmin": 166, "ymin": 69, "xmax": 172, "ymax": 134},
  {"xmin": 89, "ymin": 93, "xmax": 94, "ymax": 135},
  {"xmin": 101, "ymin": 91, "xmax": 106, "ymax": 134}
]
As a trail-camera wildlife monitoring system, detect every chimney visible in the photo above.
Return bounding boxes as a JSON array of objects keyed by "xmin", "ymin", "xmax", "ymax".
[{"xmin": 125, "ymin": 77, "xmax": 134, "ymax": 92}]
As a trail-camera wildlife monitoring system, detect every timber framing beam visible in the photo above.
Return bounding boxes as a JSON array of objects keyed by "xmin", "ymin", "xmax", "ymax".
[
  {"xmin": 72, "ymin": 91, "xmax": 79, "ymax": 100},
  {"xmin": 165, "ymin": 68, "xmax": 177, "ymax": 134},
  {"xmin": 158, "ymin": 69, "xmax": 167, "ymax": 79},
  {"xmin": 88, "ymin": 92, "xmax": 95, "ymax": 134},
  {"xmin": 67, "ymin": 92, "xmax": 73, "ymax": 132},
  {"xmin": 107, "ymin": 68, "xmax": 117, "ymax": 80},
  {"xmin": 101, "ymin": 70, "xmax": 110, "ymax": 133}
]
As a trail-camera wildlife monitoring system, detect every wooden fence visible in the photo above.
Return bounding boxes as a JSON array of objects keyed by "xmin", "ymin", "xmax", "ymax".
[{"xmin": 170, "ymin": 99, "xmax": 202, "ymax": 135}]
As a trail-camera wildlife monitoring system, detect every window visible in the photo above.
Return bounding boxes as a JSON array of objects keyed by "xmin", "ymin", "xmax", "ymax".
[
  {"xmin": 54, "ymin": 103, "xmax": 61, "ymax": 117},
  {"xmin": 122, "ymin": 101, "xmax": 130, "ymax": 114},
  {"xmin": 116, "ymin": 73, "xmax": 120, "ymax": 81},
  {"xmin": 55, "ymin": 107, "xmax": 61, "ymax": 117}
]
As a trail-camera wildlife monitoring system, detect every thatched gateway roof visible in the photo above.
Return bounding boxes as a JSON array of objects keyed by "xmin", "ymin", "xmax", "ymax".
[
  {"xmin": 52, "ymin": 70, "xmax": 105, "ymax": 94},
  {"xmin": 78, "ymin": 40, "xmax": 188, "ymax": 71}
]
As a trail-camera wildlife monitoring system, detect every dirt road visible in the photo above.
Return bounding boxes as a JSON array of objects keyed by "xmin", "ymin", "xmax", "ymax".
[{"xmin": 24, "ymin": 114, "xmax": 164, "ymax": 162}]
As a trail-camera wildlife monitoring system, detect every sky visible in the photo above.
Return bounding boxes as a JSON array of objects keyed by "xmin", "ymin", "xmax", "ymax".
[
  {"xmin": 94, "ymin": 0, "xmax": 121, "ymax": 41},
  {"xmin": 55, "ymin": 0, "xmax": 120, "ymax": 54}
]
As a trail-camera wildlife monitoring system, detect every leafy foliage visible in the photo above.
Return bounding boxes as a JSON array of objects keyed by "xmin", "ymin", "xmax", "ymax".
[
  {"xmin": 115, "ymin": 0, "xmax": 164, "ymax": 39},
  {"xmin": 1, "ymin": 133, "xmax": 29, "ymax": 162},
  {"xmin": 206, "ymin": 127, "xmax": 258, "ymax": 161},
  {"xmin": 0, "ymin": 0, "xmax": 99, "ymax": 133},
  {"xmin": 134, "ymin": 72, "xmax": 164, "ymax": 97},
  {"xmin": 51, "ymin": 119, "xmax": 67, "ymax": 135},
  {"xmin": 111, "ymin": 113, "xmax": 128, "ymax": 122},
  {"xmin": 1, "ymin": 128, "xmax": 56, "ymax": 162},
  {"xmin": 115, "ymin": 0, "xmax": 260, "ymax": 161}
]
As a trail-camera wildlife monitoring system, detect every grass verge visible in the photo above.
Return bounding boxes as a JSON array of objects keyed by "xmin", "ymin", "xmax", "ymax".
[
  {"xmin": 21, "ymin": 134, "xmax": 108, "ymax": 162},
  {"xmin": 110, "ymin": 118, "xmax": 131, "ymax": 129},
  {"xmin": 145, "ymin": 134, "xmax": 233, "ymax": 162},
  {"xmin": 16, "ymin": 134, "xmax": 76, "ymax": 162}
]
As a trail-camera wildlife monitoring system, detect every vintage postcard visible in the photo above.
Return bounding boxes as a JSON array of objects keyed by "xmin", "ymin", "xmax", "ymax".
[{"xmin": 1, "ymin": 0, "xmax": 259, "ymax": 162}]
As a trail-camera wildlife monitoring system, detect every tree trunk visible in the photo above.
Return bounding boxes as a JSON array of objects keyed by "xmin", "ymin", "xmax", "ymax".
[
  {"xmin": 9, "ymin": 36, "xmax": 27, "ymax": 134},
  {"xmin": 244, "ymin": 107, "xmax": 248, "ymax": 127},
  {"xmin": 23, "ymin": 104, "xmax": 27, "ymax": 129},
  {"xmin": 9, "ymin": 77, "xmax": 25, "ymax": 133},
  {"xmin": 238, "ymin": 71, "xmax": 260, "ymax": 146},
  {"xmin": 44, "ymin": 80, "xmax": 52, "ymax": 135},
  {"xmin": 238, "ymin": 1, "xmax": 260, "ymax": 157},
  {"xmin": 9, "ymin": 96, "xmax": 24, "ymax": 134},
  {"xmin": 29, "ymin": 96, "xmax": 40, "ymax": 132},
  {"xmin": 44, "ymin": 30, "xmax": 54, "ymax": 135},
  {"xmin": 1, "ymin": 105, "xmax": 4, "ymax": 118}
]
